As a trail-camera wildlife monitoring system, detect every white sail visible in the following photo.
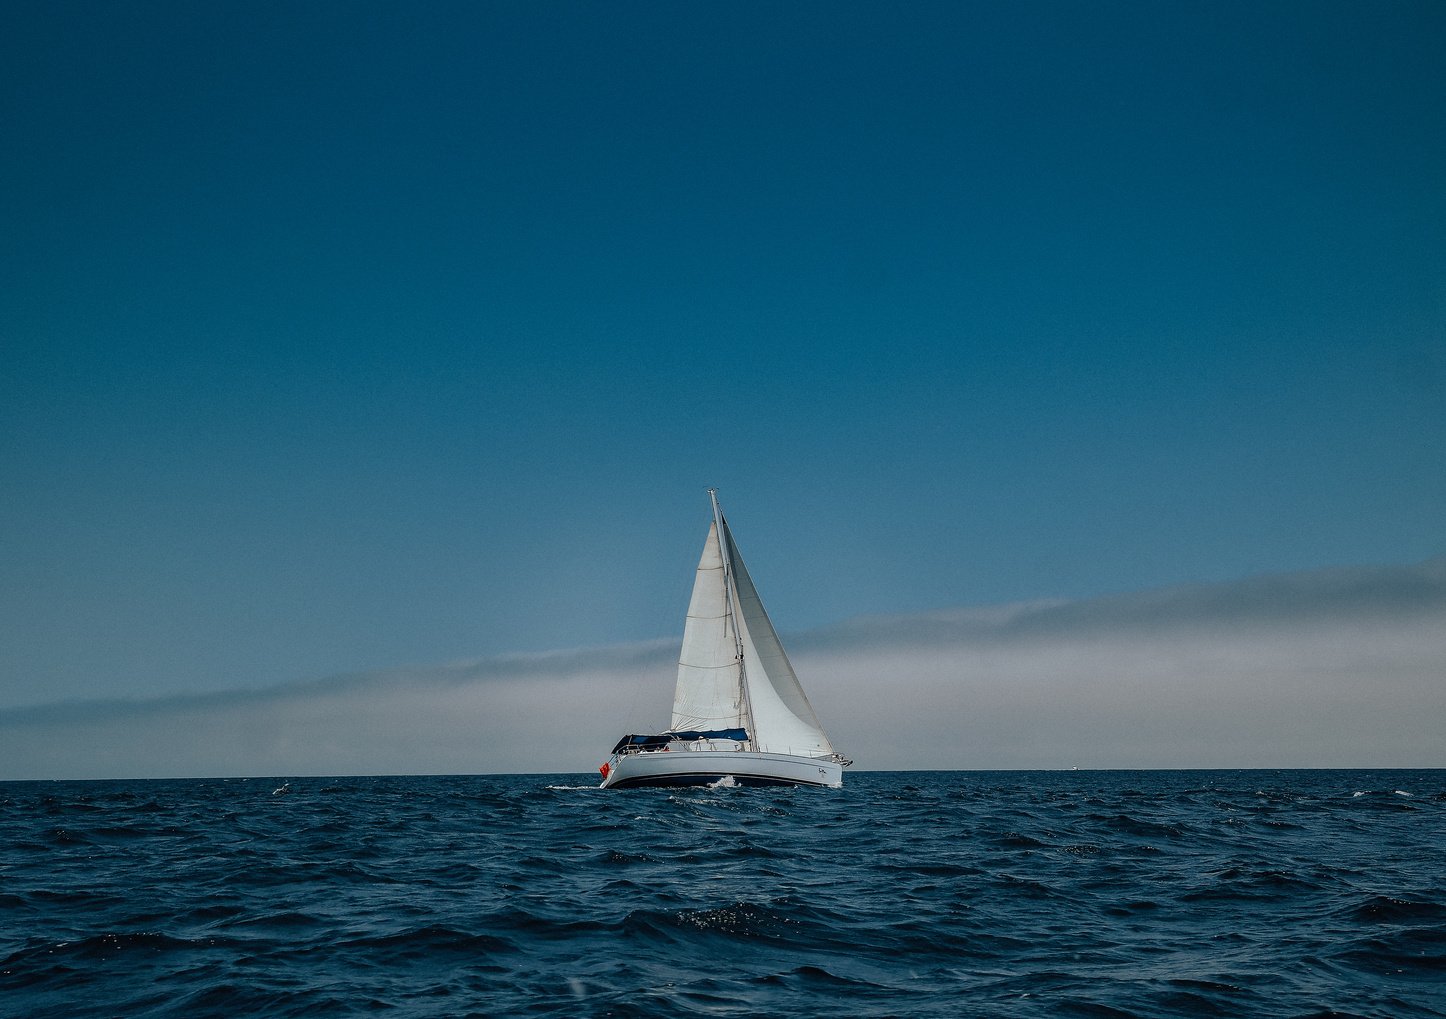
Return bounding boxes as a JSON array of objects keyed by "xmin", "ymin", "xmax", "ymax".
[
  {"xmin": 670, "ymin": 521, "xmax": 745, "ymax": 732},
  {"xmin": 721, "ymin": 518, "xmax": 836, "ymax": 756}
]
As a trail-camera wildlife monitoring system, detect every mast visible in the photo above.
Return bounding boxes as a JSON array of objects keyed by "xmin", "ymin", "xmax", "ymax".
[{"xmin": 708, "ymin": 488, "xmax": 756, "ymax": 746}]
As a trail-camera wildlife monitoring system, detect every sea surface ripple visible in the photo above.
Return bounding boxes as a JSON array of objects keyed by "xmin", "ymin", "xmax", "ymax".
[{"xmin": 1, "ymin": 770, "xmax": 1443, "ymax": 1017}]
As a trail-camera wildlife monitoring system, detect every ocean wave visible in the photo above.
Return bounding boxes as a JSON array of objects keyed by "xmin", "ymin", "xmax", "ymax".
[{"xmin": 0, "ymin": 770, "xmax": 1441, "ymax": 1018}]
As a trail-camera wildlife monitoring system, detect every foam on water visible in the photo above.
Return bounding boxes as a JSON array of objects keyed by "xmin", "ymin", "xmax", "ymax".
[{"xmin": 0, "ymin": 770, "xmax": 1442, "ymax": 1018}]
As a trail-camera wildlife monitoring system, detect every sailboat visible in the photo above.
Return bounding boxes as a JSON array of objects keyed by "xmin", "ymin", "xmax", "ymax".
[{"xmin": 599, "ymin": 491, "xmax": 850, "ymax": 789}]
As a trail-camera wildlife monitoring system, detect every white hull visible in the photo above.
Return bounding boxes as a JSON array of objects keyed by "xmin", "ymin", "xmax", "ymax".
[{"xmin": 601, "ymin": 749, "xmax": 842, "ymax": 789}]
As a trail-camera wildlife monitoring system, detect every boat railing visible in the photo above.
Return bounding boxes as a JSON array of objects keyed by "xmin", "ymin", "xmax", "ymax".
[
  {"xmin": 616, "ymin": 739, "xmax": 746, "ymax": 756},
  {"xmin": 760, "ymin": 746, "xmax": 849, "ymax": 763},
  {"xmin": 616, "ymin": 739, "xmax": 847, "ymax": 763}
]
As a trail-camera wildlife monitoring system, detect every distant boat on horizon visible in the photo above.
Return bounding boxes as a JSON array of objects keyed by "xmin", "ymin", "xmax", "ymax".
[{"xmin": 599, "ymin": 491, "xmax": 850, "ymax": 789}]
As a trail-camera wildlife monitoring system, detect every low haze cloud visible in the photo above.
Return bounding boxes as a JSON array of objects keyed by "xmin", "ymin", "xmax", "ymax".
[{"xmin": 3, "ymin": 559, "xmax": 1442, "ymax": 779}]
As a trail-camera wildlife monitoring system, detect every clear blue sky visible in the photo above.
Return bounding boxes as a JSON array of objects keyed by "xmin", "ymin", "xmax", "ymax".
[{"xmin": 3, "ymin": 1, "xmax": 1443, "ymax": 712}]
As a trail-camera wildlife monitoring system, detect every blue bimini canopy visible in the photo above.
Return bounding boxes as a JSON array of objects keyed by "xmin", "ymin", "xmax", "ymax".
[
  {"xmin": 611, "ymin": 733, "xmax": 671, "ymax": 754},
  {"xmin": 611, "ymin": 729, "xmax": 748, "ymax": 755}
]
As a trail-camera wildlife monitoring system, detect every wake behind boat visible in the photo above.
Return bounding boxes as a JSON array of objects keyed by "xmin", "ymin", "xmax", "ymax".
[{"xmin": 600, "ymin": 491, "xmax": 850, "ymax": 789}]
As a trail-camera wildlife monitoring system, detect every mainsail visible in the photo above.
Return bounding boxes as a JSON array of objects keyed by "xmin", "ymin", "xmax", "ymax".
[
  {"xmin": 669, "ymin": 500, "xmax": 835, "ymax": 757},
  {"xmin": 670, "ymin": 521, "xmax": 745, "ymax": 732}
]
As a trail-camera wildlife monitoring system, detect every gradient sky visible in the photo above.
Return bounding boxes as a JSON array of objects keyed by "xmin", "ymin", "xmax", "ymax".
[{"xmin": 2, "ymin": 3, "xmax": 1443, "ymax": 748}]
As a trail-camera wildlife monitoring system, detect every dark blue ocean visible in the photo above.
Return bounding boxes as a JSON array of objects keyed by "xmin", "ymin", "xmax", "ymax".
[{"xmin": 2, "ymin": 771, "xmax": 1442, "ymax": 1018}]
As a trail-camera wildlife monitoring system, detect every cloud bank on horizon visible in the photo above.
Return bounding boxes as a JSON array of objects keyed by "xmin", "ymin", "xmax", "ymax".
[{"xmin": 4, "ymin": 557, "xmax": 1441, "ymax": 780}]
